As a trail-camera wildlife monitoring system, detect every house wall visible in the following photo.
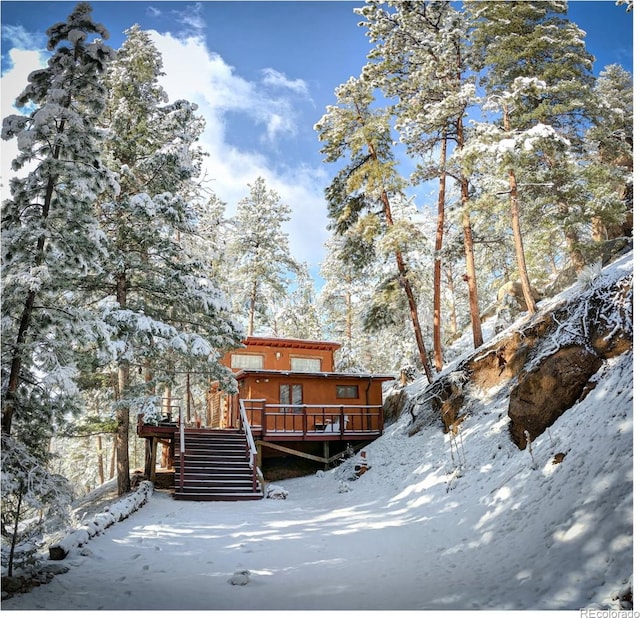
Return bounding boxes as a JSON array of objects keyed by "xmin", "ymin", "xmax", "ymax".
[
  {"xmin": 238, "ymin": 374, "xmax": 382, "ymax": 406},
  {"xmin": 221, "ymin": 338, "xmax": 339, "ymax": 372},
  {"xmin": 236, "ymin": 374, "xmax": 386, "ymax": 433}
]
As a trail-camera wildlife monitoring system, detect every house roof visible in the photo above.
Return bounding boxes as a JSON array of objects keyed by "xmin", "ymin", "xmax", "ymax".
[
  {"xmin": 235, "ymin": 369, "xmax": 395, "ymax": 381},
  {"xmin": 242, "ymin": 336, "xmax": 341, "ymax": 351}
]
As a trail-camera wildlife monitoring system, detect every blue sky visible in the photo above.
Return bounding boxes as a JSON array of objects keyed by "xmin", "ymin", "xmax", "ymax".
[{"xmin": 1, "ymin": 1, "xmax": 634, "ymax": 282}]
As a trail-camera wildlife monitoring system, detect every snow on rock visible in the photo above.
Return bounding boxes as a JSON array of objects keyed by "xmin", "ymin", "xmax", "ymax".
[
  {"xmin": 48, "ymin": 481, "xmax": 153, "ymax": 560},
  {"xmin": 265, "ymin": 484, "xmax": 288, "ymax": 500},
  {"xmin": 228, "ymin": 570, "xmax": 251, "ymax": 586}
]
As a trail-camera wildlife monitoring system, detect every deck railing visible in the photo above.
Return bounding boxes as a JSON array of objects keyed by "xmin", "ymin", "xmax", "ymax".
[
  {"xmin": 239, "ymin": 399, "xmax": 383, "ymax": 437},
  {"xmin": 239, "ymin": 399, "xmax": 263, "ymax": 491}
]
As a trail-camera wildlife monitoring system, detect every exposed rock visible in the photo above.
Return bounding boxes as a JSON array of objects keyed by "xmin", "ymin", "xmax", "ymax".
[
  {"xmin": 265, "ymin": 484, "xmax": 288, "ymax": 500},
  {"xmin": 48, "ymin": 545, "xmax": 68, "ymax": 561},
  {"xmin": 228, "ymin": 570, "xmax": 251, "ymax": 586},
  {"xmin": 589, "ymin": 280, "xmax": 633, "ymax": 359},
  {"xmin": 497, "ymin": 280, "xmax": 544, "ymax": 312},
  {"xmin": 440, "ymin": 392, "xmax": 465, "ymax": 433},
  {"xmin": 508, "ymin": 346, "xmax": 603, "ymax": 449},
  {"xmin": 552, "ymin": 452, "xmax": 566, "ymax": 465},
  {"xmin": 383, "ymin": 386, "xmax": 409, "ymax": 424},
  {"xmin": 469, "ymin": 316, "xmax": 553, "ymax": 391}
]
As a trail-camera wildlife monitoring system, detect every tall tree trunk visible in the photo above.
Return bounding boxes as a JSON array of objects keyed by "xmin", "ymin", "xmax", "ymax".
[
  {"xmin": 363, "ymin": 139, "xmax": 433, "ymax": 382},
  {"xmin": 508, "ymin": 168, "xmax": 538, "ymax": 313},
  {"xmin": 116, "ymin": 362, "xmax": 131, "ymax": 495},
  {"xmin": 455, "ymin": 45, "xmax": 483, "ymax": 349},
  {"xmin": 460, "ymin": 180, "xmax": 484, "ymax": 348},
  {"xmin": 247, "ymin": 280, "xmax": 257, "ymax": 336},
  {"xmin": 115, "ymin": 272, "xmax": 131, "ymax": 496},
  {"xmin": 503, "ymin": 107, "xmax": 537, "ymax": 314},
  {"xmin": 379, "ymin": 188, "xmax": 433, "ymax": 382},
  {"xmin": 433, "ymin": 133, "xmax": 447, "ymax": 372},
  {"xmin": 96, "ymin": 435, "xmax": 105, "ymax": 485},
  {"xmin": 109, "ymin": 437, "xmax": 116, "ymax": 480},
  {"xmin": 444, "ymin": 262, "xmax": 458, "ymax": 339}
]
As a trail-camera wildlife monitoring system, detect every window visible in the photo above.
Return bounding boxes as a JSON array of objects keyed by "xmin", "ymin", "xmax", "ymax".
[
  {"xmin": 231, "ymin": 353, "xmax": 263, "ymax": 369},
  {"xmin": 280, "ymin": 384, "xmax": 303, "ymax": 413},
  {"xmin": 336, "ymin": 385, "xmax": 358, "ymax": 399},
  {"xmin": 290, "ymin": 357, "xmax": 321, "ymax": 372}
]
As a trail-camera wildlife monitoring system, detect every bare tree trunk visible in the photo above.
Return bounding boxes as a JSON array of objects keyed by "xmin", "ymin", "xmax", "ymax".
[
  {"xmin": 461, "ymin": 180, "xmax": 484, "ymax": 348},
  {"xmin": 363, "ymin": 139, "xmax": 433, "ymax": 382},
  {"xmin": 379, "ymin": 188, "xmax": 433, "ymax": 382},
  {"xmin": 503, "ymin": 107, "xmax": 537, "ymax": 314},
  {"xmin": 116, "ymin": 363, "xmax": 131, "ymax": 496},
  {"xmin": 508, "ymin": 168, "xmax": 538, "ymax": 313},
  {"xmin": 444, "ymin": 262, "xmax": 458, "ymax": 339},
  {"xmin": 96, "ymin": 435, "xmax": 105, "ymax": 486},
  {"xmin": 115, "ymin": 272, "xmax": 131, "ymax": 496},
  {"xmin": 247, "ymin": 280, "xmax": 257, "ymax": 336},
  {"xmin": 109, "ymin": 437, "xmax": 116, "ymax": 480},
  {"xmin": 433, "ymin": 133, "xmax": 447, "ymax": 372},
  {"xmin": 455, "ymin": 45, "xmax": 483, "ymax": 349}
]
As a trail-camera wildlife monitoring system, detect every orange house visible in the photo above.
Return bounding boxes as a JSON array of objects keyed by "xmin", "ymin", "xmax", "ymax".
[{"xmin": 211, "ymin": 336, "xmax": 394, "ymax": 468}]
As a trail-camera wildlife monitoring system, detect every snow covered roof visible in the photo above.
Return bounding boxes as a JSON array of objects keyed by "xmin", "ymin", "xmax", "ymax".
[{"xmin": 242, "ymin": 336, "xmax": 341, "ymax": 351}]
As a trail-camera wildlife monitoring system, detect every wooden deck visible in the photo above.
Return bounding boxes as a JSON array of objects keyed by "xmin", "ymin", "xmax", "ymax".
[
  {"xmin": 240, "ymin": 400, "xmax": 383, "ymax": 442},
  {"xmin": 136, "ymin": 401, "xmax": 383, "ymax": 483}
]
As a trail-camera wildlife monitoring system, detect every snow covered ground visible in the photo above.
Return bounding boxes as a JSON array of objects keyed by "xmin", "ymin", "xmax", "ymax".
[
  {"xmin": 2, "ymin": 252, "xmax": 633, "ymax": 614},
  {"xmin": 2, "ymin": 352, "xmax": 632, "ymax": 613}
]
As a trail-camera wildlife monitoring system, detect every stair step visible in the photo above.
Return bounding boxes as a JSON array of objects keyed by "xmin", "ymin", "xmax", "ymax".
[
  {"xmin": 173, "ymin": 492, "xmax": 263, "ymax": 502},
  {"xmin": 169, "ymin": 431, "xmax": 262, "ymax": 502},
  {"xmin": 175, "ymin": 475, "xmax": 253, "ymax": 487},
  {"xmin": 175, "ymin": 485, "xmax": 260, "ymax": 493},
  {"xmin": 176, "ymin": 455, "xmax": 248, "ymax": 461}
]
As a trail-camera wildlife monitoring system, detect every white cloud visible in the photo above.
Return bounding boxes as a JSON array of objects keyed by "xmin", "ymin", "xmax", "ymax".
[
  {"xmin": 148, "ymin": 31, "xmax": 330, "ymax": 270},
  {"xmin": 261, "ymin": 68, "xmax": 310, "ymax": 97},
  {"xmin": 1, "ymin": 27, "xmax": 330, "ymax": 278},
  {"xmin": 172, "ymin": 2, "xmax": 206, "ymax": 37},
  {"xmin": 1, "ymin": 46, "xmax": 48, "ymax": 201}
]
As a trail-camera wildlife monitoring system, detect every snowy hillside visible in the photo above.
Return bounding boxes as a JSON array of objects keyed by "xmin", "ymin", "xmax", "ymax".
[{"xmin": 1, "ymin": 252, "xmax": 633, "ymax": 612}]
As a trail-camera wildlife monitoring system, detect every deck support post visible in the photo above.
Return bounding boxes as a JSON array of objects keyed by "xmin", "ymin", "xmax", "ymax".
[
  {"xmin": 323, "ymin": 441, "xmax": 330, "ymax": 470},
  {"xmin": 256, "ymin": 442, "xmax": 262, "ymax": 470},
  {"xmin": 149, "ymin": 437, "xmax": 158, "ymax": 483}
]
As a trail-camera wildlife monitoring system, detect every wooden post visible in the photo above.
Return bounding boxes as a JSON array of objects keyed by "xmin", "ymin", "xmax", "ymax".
[
  {"xmin": 144, "ymin": 438, "xmax": 152, "ymax": 479},
  {"xmin": 323, "ymin": 441, "xmax": 330, "ymax": 470},
  {"xmin": 150, "ymin": 437, "xmax": 158, "ymax": 483}
]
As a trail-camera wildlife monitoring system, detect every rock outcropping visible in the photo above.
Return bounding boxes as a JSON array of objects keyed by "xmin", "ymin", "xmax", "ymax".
[{"xmin": 405, "ymin": 253, "xmax": 632, "ymax": 450}]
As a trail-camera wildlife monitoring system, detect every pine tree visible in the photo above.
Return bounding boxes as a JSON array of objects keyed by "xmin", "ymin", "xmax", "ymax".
[
  {"xmin": 1, "ymin": 435, "xmax": 75, "ymax": 576},
  {"xmin": 584, "ymin": 64, "xmax": 633, "ymax": 244},
  {"xmin": 91, "ymin": 25, "xmax": 242, "ymax": 495},
  {"xmin": 356, "ymin": 0, "xmax": 484, "ymax": 366},
  {"xmin": 226, "ymin": 177, "xmax": 300, "ymax": 336},
  {"xmin": 271, "ymin": 263, "xmax": 323, "ymax": 339},
  {"xmin": 467, "ymin": 0, "xmax": 596, "ymax": 281},
  {"xmin": 315, "ymin": 76, "xmax": 433, "ymax": 381},
  {"xmin": 1, "ymin": 2, "xmax": 116, "ymax": 449}
]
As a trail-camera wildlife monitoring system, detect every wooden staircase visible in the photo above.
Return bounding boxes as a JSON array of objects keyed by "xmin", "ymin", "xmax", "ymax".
[{"xmin": 173, "ymin": 429, "xmax": 263, "ymax": 501}]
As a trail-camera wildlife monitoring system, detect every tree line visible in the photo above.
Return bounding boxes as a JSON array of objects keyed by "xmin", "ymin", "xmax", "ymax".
[
  {"xmin": 0, "ymin": 0, "xmax": 632, "ymax": 573},
  {"xmin": 316, "ymin": 0, "xmax": 632, "ymax": 379}
]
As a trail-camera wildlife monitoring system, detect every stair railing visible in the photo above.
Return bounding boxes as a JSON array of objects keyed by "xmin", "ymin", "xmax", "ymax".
[
  {"xmin": 239, "ymin": 399, "xmax": 262, "ymax": 492},
  {"xmin": 178, "ymin": 404, "xmax": 185, "ymax": 491}
]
